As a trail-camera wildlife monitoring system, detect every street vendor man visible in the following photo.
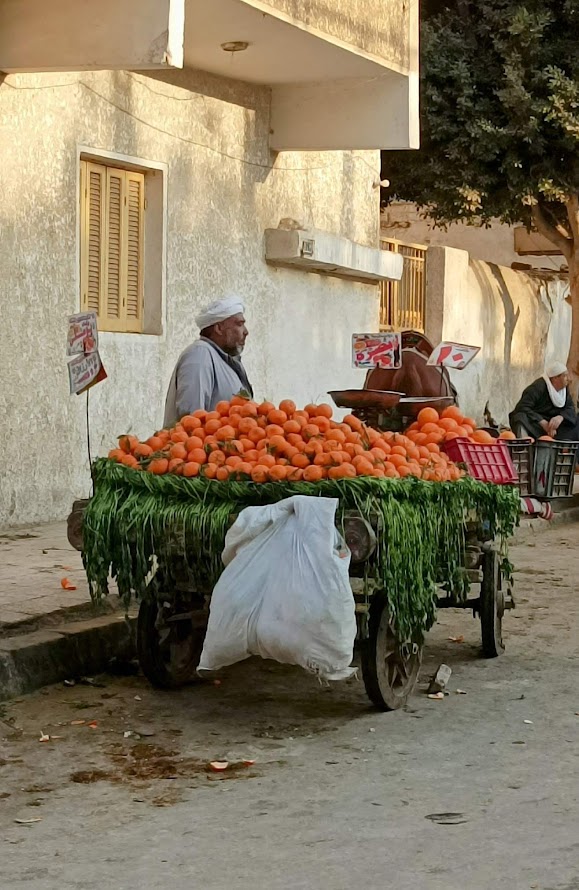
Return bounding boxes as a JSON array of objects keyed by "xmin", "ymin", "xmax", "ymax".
[
  {"xmin": 509, "ymin": 362, "xmax": 579, "ymax": 440},
  {"xmin": 163, "ymin": 296, "xmax": 253, "ymax": 426}
]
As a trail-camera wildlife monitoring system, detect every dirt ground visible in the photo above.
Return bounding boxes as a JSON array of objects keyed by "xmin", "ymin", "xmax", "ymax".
[{"xmin": 1, "ymin": 524, "xmax": 579, "ymax": 890}]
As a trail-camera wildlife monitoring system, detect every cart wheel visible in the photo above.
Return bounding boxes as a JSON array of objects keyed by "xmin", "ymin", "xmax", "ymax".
[
  {"xmin": 361, "ymin": 596, "xmax": 422, "ymax": 711},
  {"xmin": 137, "ymin": 596, "xmax": 205, "ymax": 689},
  {"xmin": 480, "ymin": 550, "xmax": 505, "ymax": 658}
]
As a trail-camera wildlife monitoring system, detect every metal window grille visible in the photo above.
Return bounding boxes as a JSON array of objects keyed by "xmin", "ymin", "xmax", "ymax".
[{"xmin": 380, "ymin": 239, "xmax": 427, "ymax": 332}]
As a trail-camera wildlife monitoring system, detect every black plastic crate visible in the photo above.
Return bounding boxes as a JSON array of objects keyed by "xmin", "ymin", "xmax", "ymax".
[
  {"xmin": 504, "ymin": 439, "xmax": 534, "ymax": 496},
  {"xmin": 532, "ymin": 440, "xmax": 579, "ymax": 498}
]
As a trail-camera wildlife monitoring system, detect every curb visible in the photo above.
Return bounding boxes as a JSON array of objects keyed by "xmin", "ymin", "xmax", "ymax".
[
  {"xmin": 512, "ymin": 506, "xmax": 579, "ymax": 545},
  {"xmin": 0, "ymin": 613, "xmax": 136, "ymax": 702}
]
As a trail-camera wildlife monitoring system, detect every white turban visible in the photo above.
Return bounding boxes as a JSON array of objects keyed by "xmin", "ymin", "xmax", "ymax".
[
  {"xmin": 196, "ymin": 297, "xmax": 245, "ymax": 331},
  {"xmin": 546, "ymin": 362, "xmax": 568, "ymax": 379}
]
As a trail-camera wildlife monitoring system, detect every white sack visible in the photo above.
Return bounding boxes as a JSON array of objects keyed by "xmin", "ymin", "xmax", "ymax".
[{"xmin": 198, "ymin": 496, "xmax": 356, "ymax": 681}]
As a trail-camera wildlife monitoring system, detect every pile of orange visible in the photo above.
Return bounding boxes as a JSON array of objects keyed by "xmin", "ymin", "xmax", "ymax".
[
  {"xmin": 107, "ymin": 397, "xmax": 465, "ymax": 483},
  {"xmin": 406, "ymin": 405, "xmax": 516, "ymax": 446}
]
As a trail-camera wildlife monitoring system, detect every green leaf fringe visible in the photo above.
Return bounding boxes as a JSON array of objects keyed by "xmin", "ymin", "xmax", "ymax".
[{"xmin": 83, "ymin": 459, "xmax": 520, "ymax": 643}]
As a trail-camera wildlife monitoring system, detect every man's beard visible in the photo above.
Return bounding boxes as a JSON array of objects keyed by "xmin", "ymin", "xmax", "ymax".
[{"xmin": 223, "ymin": 343, "xmax": 244, "ymax": 357}]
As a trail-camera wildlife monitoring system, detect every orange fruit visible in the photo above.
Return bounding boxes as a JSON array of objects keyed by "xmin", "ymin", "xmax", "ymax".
[
  {"xmin": 205, "ymin": 419, "xmax": 221, "ymax": 435},
  {"xmin": 472, "ymin": 430, "xmax": 494, "ymax": 444},
  {"xmin": 215, "ymin": 400, "xmax": 231, "ymax": 416},
  {"xmin": 251, "ymin": 466, "xmax": 269, "ymax": 483},
  {"xmin": 499, "ymin": 430, "xmax": 516, "ymax": 440},
  {"xmin": 170, "ymin": 443, "xmax": 188, "ymax": 461},
  {"xmin": 439, "ymin": 418, "xmax": 458, "ymax": 432},
  {"xmin": 303, "ymin": 465, "xmax": 324, "ymax": 482},
  {"xmin": 181, "ymin": 415, "xmax": 202, "ymax": 433},
  {"xmin": 303, "ymin": 424, "xmax": 321, "ymax": 440},
  {"xmin": 208, "ymin": 451, "xmax": 227, "ymax": 466},
  {"xmin": 355, "ymin": 458, "xmax": 375, "ymax": 476},
  {"xmin": 258, "ymin": 401, "xmax": 275, "ymax": 417},
  {"xmin": 134, "ymin": 443, "xmax": 153, "ymax": 459},
  {"xmin": 118, "ymin": 435, "xmax": 139, "ymax": 454},
  {"xmin": 248, "ymin": 427, "xmax": 267, "ymax": 444},
  {"xmin": 215, "ymin": 425, "xmax": 236, "ymax": 442},
  {"xmin": 148, "ymin": 458, "xmax": 169, "ymax": 475},
  {"xmin": 268, "ymin": 409, "xmax": 288, "ymax": 426},
  {"xmin": 225, "ymin": 455, "xmax": 243, "ymax": 469},
  {"xmin": 417, "ymin": 408, "xmax": 440, "ymax": 426},
  {"xmin": 284, "ymin": 420, "xmax": 302, "ymax": 435},
  {"xmin": 266, "ymin": 424, "xmax": 285, "ymax": 438},
  {"xmin": 239, "ymin": 402, "xmax": 259, "ymax": 418},
  {"xmin": 183, "ymin": 462, "xmax": 200, "ymax": 478},
  {"xmin": 168, "ymin": 458, "xmax": 184, "ymax": 473},
  {"xmin": 238, "ymin": 417, "xmax": 257, "ymax": 435},
  {"xmin": 279, "ymin": 399, "xmax": 296, "ymax": 416},
  {"xmin": 441, "ymin": 406, "xmax": 463, "ymax": 422},
  {"xmin": 203, "ymin": 464, "xmax": 217, "ymax": 479},
  {"xmin": 121, "ymin": 454, "xmax": 139, "ymax": 469},
  {"xmin": 268, "ymin": 465, "xmax": 289, "ymax": 481},
  {"xmin": 215, "ymin": 466, "xmax": 230, "ymax": 481},
  {"xmin": 188, "ymin": 448, "xmax": 207, "ymax": 465},
  {"xmin": 257, "ymin": 453, "xmax": 276, "ymax": 468},
  {"xmin": 343, "ymin": 414, "xmax": 363, "ymax": 432},
  {"xmin": 146, "ymin": 436, "xmax": 164, "ymax": 452}
]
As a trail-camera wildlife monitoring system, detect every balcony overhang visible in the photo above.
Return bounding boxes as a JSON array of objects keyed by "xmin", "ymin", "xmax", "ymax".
[
  {"xmin": 265, "ymin": 228, "xmax": 404, "ymax": 284},
  {"xmin": 0, "ymin": 0, "xmax": 418, "ymax": 150}
]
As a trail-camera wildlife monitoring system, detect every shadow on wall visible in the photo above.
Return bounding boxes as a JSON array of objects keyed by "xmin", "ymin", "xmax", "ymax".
[{"xmin": 460, "ymin": 260, "xmax": 553, "ymax": 423}]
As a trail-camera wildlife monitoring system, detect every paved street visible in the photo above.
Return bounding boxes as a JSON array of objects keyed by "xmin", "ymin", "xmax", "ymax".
[{"xmin": 1, "ymin": 524, "xmax": 579, "ymax": 890}]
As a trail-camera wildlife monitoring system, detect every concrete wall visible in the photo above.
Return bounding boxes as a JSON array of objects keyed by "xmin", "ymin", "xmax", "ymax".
[
  {"xmin": 0, "ymin": 68, "xmax": 380, "ymax": 528},
  {"xmin": 255, "ymin": 0, "xmax": 412, "ymax": 72},
  {"xmin": 381, "ymin": 202, "xmax": 567, "ymax": 272},
  {"xmin": 425, "ymin": 246, "xmax": 571, "ymax": 425}
]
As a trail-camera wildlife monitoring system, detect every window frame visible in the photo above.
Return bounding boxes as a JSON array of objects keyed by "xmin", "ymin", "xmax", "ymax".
[{"xmin": 76, "ymin": 148, "xmax": 167, "ymax": 338}]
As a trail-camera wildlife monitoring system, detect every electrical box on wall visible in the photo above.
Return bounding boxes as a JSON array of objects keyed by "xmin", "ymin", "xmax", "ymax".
[{"xmin": 264, "ymin": 227, "xmax": 404, "ymax": 284}]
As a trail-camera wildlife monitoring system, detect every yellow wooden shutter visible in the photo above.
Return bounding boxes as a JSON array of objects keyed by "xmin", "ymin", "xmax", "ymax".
[
  {"xmin": 103, "ymin": 168, "xmax": 125, "ymax": 331},
  {"xmin": 124, "ymin": 171, "xmax": 145, "ymax": 333},
  {"xmin": 80, "ymin": 161, "xmax": 145, "ymax": 333},
  {"xmin": 80, "ymin": 162, "xmax": 106, "ymax": 316}
]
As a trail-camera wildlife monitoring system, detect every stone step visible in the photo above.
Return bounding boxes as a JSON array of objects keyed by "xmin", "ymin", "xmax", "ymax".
[{"xmin": 0, "ymin": 612, "xmax": 136, "ymax": 702}]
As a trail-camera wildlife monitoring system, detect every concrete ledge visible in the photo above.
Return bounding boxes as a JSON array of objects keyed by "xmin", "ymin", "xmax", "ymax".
[
  {"xmin": 0, "ymin": 614, "xmax": 136, "ymax": 702},
  {"xmin": 512, "ymin": 507, "xmax": 579, "ymax": 545}
]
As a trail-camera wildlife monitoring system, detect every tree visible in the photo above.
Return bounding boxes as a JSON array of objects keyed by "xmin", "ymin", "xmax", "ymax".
[{"xmin": 382, "ymin": 1, "xmax": 579, "ymax": 371}]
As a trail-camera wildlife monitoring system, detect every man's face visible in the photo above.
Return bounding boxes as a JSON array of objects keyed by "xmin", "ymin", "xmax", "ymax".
[
  {"xmin": 213, "ymin": 313, "xmax": 248, "ymax": 356},
  {"xmin": 551, "ymin": 371, "xmax": 569, "ymax": 391}
]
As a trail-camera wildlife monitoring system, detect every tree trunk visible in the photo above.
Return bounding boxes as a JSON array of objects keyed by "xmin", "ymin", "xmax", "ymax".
[
  {"xmin": 531, "ymin": 200, "xmax": 578, "ymax": 393},
  {"xmin": 568, "ymin": 251, "xmax": 579, "ymax": 392}
]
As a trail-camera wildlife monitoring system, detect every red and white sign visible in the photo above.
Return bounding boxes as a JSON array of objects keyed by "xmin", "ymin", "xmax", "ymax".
[
  {"xmin": 352, "ymin": 332, "xmax": 402, "ymax": 370},
  {"xmin": 66, "ymin": 312, "xmax": 107, "ymax": 395},
  {"xmin": 67, "ymin": 312, "xmax": 98, "ymax": 356},
  {"xmin": 68, "ymin": 351, "xmax": 108, "ymax": 396},
  {"xmin": 426, "ymin": 341, "xmax": 480, "ymax": 370}
]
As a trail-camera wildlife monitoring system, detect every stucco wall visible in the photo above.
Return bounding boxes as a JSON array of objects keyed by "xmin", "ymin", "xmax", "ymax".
[
  {"xmin": 425, "ymin": 246, "xmax": 571, "ymax": 425},
  {"xmin": 253, "ymin": 0, "xmax": 411, "ymax": 72},
  {"xmin": 381, "ymin": 202, "xmax": 567, "ymax": 272},
  {"xmin": 0, "ymin": 69, "xmax": 381, "ymax": 528}
]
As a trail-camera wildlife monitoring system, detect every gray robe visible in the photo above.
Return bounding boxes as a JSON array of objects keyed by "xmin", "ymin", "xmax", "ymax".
[{"xmin": 163, "ymin": 338, "xmax": 253, "ymax": 427}]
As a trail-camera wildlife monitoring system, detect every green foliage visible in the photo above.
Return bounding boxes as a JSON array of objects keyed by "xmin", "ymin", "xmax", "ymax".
[
  {"xmin": 382, "ymin": 1, "xmax": 579, "ymax": 232},
  {"xmin": 82, "ymin": 459, "xmax": 520, "ymax": 644}
]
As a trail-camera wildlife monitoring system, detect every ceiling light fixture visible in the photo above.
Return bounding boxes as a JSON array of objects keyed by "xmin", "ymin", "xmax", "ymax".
[{"xmin": 220, "ymin": 41, "xmax": 250, "ymax": 53}]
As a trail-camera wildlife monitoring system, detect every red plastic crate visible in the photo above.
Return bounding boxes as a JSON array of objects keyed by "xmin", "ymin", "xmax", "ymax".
[{"xmin": 442, "ymin": 437, "xmax": 518, "ymax": 484}]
